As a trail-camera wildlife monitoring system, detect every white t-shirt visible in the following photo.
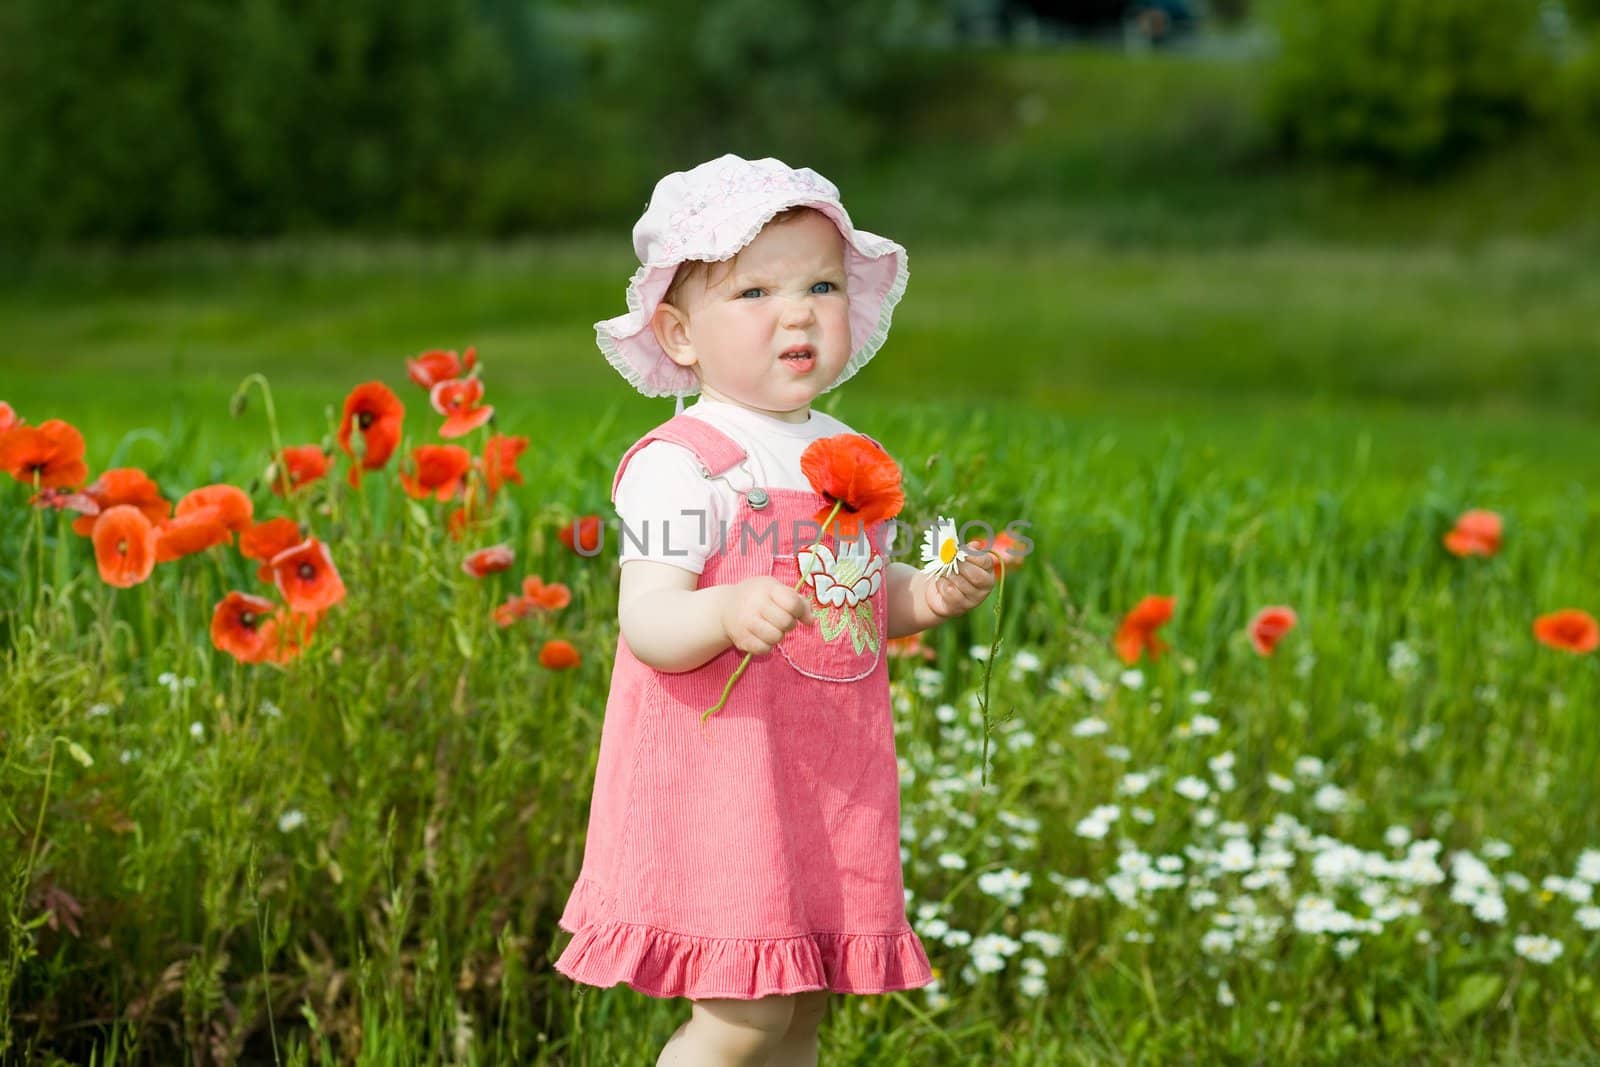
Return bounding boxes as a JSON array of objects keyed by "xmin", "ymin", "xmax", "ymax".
[{"xmin": 614, "ymin": 399, "xmax": 859, "ymax": 575}]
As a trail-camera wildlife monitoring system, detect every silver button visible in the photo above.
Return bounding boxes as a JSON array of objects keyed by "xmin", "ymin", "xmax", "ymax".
[{"xmin": 746, "ymin": 488, "xmax": 769, "ymax": 510}]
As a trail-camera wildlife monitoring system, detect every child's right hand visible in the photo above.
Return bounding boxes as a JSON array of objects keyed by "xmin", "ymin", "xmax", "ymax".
[{"xmin": 720, "ymin": 576, "xmax": 815, "ymax": 655}]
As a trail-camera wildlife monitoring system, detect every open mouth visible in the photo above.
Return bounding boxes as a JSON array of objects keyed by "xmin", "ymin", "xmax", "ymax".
[{"xmin": 780, "ymin": 346, "xmax": 815, "ymax": 371}]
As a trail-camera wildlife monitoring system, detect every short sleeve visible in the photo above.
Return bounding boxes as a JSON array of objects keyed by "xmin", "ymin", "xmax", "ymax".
[{"xmin": 613, "ymin": 441, "xmax": 725, "ymax": 576}]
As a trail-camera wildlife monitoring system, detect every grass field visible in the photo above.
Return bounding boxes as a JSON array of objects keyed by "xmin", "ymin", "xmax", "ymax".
[
  {"xmin": 3, "ymin": 228, "xmax": 1599, "ymax": 1063},
  {"xmin": 4, "ymin": 44, "xmax": 1600, "ymax": 1066}
]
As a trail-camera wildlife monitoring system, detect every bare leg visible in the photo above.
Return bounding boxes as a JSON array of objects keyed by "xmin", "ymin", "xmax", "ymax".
[
  {"xmin": 656, "ymin": 996, "xmax": 797, "ymax": 1067},
  {"xmin": 766, "ymin": 990, "xmax": 828, "ymax": 1066}
]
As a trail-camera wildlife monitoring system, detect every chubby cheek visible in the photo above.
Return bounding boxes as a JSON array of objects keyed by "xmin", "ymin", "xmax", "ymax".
[{"xmin": 822, "ymin": 304, "xmax": 854, "ymax": 367}]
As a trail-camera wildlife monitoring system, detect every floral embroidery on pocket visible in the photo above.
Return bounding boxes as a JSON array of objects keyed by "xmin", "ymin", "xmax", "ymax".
[
  {"xmin": 799, "ymin": 540, "xmax": 883, "ymax": 656},
  {"xmin": 771, "ymin": 536, "xmax": 885, "ymax": 682}
]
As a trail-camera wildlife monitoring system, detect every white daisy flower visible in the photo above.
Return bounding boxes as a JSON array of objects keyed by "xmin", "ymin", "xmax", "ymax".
[
  {"xmin": 1312, "ymin": 784, "xmax": 1349, "ymax": 813},
  {"xmin": 1512, "ymin": 934, "xmax": 1564, "ymax": 964},
  {"xmin": 1481, "ymin": 839, "xmax": 1513, "ymax": 860},
  {"xmin": 1294, "ymin": 756, "xmax": 1325, "ymax": 779},
  {"xmin": 1020, "ymin": 931, "xmax": 1064, "ymax": 957},
  {"xmin": 920, "ymin": 515, "xmax": 969, "ymax": 580}
]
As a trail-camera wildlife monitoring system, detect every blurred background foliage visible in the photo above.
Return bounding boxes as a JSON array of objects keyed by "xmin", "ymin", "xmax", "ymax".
[{"xmin": 2, "ymin": 0, "xmax": 1598, "ymax": 244}]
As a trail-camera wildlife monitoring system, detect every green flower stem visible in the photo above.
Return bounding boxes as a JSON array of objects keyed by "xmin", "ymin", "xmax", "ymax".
[
  {"xmin": 231, "ymin": 374, "xmax": 289, "ymax": 499},
  {"xmin": 700, "ymin": 498, "xmax": 845, "ymax": 728},
  {"xmin": 976, "ymin": 551, "xmax": 1007, "ymax": 789},
  {"xmin": 30, "ymin": 470, "xmax": 44, "ymax": 609}
]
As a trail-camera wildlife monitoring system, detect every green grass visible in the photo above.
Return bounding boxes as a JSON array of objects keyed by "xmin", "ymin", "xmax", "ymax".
[
  {"xmin": 3, "ymin": 387, "xmax": 1598, "ymax": 1063},
  {"xmin": 5, "ymin": 229, "xmax": 1600, "ymax": 437}
]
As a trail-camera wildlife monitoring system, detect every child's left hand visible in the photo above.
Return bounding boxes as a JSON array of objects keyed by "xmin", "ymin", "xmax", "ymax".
[{"xmin": 923, "ymin": 549, "xmax": 998, "ymax": 620}]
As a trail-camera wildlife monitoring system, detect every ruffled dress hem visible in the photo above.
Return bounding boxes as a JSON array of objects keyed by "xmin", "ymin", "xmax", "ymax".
[{"xmin": 556, "ymin": 879, "xmax": 933, "ymax": 1000}]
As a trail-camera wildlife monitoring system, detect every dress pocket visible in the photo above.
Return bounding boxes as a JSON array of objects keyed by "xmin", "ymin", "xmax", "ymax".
[{"xmin": 770, "ymin": 540, "xmax": 885, "ymax": 683}]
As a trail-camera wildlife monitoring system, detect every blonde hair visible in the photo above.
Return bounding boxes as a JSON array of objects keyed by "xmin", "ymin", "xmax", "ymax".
[{"xmin": 660, "ymin": 206, "xmax": 823, "ymax": 310}]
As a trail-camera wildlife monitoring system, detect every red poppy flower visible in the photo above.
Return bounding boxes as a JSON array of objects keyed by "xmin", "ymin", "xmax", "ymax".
[
  {"xmin": 493, "ymin": 575, "xmax": 571, "ymax": 626},
  {"xmin": 406, "ymin": 346, "xmax": 477, "ymax": 390},
  {"xmin": 1114, "ymin": 595, "xmax": 1175, "ymax": 665},
  {"xmin": 270, "ymin": 538, "xmax": 347, "ymax": 614},
  {"xmin": 211, "ymin": 592, "xmax": 284, "ymax": 664},
  {"xmin": 154, "ymin": 507, "xmax": 232, "ymax": 563},
  {"xmin": 886, "ymin": 633, "xmax": 937, "ymax": 662},
  {"xmin": 0, "ymin": 401, "xmax": 21, "ymax": 434},
  {"xmin": 241, "ymin": 517, "xmax": 303, "ymax": 581},
  {"xmin": 273, "ymin": 445, "xmax": 330, "ymax": 496},
  {"xmin": 177, "ymin": 484, "xmax": 253, "ymax": 533},
  {"xmin": 557, "ymin": 515, "xmax": 603, "ymax": 555},
  {"xmin": 967, "ymin": 529, "xmax": 1027, "ymax": 577},
  {"xmin": 91, "ymin": 505, "xmax": 158, "ymax": 588},
  {"xmin": 1443, "ymin": 509, "xmax": 1503, "ymax": 558},
  {"xmin": 1248, "ymin": 605, "xmax": 1298, "ymax": 657},
  {"xmin": 538, "ymin": 639, "xmax": 581, "ymax": 670},
  {"xmin": 399, "ymin": 445, "xmax": 473, "ymax": 501},
  {"xmin": 492, "ymin": 596, "xmax": 531, "ymax": 628},
  {"xmin": 463, "ymin": 544, "xmax": 514, "ymax": 578},
  {"xmin": 0, "ymin": 419, "xmax": 88, "ymax": 489},
  {"xmin": 71, "ymin": 468, "xmax": 169, "ymax": 536},
  {"xmin": 1533, "ymin": 609, "xmax": 1599, "ymax": 655},
  {"xmin": 799, "ymin": 434, "xmax": 904, "ymax": 540},
  {"xmin": 337, "ymin": 382, "xmax": 405, "ymax": 483},
  {"xmin": 430, "ymin": 378, "xmax": 494, "ymax": 438},
  {"xmin": 481, "ymin": 433, "xmax": 528, "ymax": 495},
  {"xmin": 522, "ymin": 575, "xmax": 572, "ymax": 611}
]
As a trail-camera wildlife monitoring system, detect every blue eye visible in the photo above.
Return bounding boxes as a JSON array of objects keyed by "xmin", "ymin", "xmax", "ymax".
[
  {"xmin": 739, "ymin": 288, "xmax": 764, "ymax": 299},
  {"xmin": 810, "ymin": 281, "xmax": 837, "ymax": 294}
]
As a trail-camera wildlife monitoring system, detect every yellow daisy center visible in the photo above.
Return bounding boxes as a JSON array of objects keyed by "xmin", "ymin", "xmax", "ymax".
[{"xmin": 939, "ymin": 538, "xmax": 957, "ymax": 564}]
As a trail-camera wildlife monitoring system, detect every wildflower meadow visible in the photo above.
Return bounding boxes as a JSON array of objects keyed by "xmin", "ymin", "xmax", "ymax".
[{"xmin": 2, "ymin": 317, "xmax": 1598, "ymax": 1065}]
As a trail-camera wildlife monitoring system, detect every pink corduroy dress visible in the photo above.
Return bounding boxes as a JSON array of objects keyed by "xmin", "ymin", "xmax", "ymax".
[{"xmin": 555, "ymin": 414, "xmax": 932, "ymax": 1000}]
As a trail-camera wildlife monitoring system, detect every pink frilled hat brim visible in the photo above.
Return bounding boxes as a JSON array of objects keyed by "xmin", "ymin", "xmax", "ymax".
[{"xmin": 595, "ymin": 155, "xmax": 909, "ymax": 399}]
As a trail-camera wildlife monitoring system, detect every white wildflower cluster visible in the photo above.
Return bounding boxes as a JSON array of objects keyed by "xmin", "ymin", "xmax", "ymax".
[
  {"xmin": 1513, "ymin": 934, "xmax": 1564, "ymax": 964},
  {"xmin": 158, "ymin": 672, "xmax": 198, "ymax": 696},
  {"xmin": 1009, "ymin": 650, "xmax": 1042, "ymax": 681},
  {"xmin": 890, "ymin": 652, "xmax": 1596, "ymax": 1009},
  {"xmin": 1386, "ymin": 640, "xmax": 1420, "ymax": 681},
  {"xmin": 912, "ymin": 666, "xmax": 944, "ymax": 699},
  {"xmin": 1075, "ymin": 805, "xmax": 1122, "ymax": 841},
  {"xmin": 1071, "ymin": 716, "xmax": 1109, "ymax": 738}
]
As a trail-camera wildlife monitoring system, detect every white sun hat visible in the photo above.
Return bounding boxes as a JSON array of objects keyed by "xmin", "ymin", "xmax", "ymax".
[{"xmin": 595, "ymin": 154, "xmax": 909, "ymax": 400}]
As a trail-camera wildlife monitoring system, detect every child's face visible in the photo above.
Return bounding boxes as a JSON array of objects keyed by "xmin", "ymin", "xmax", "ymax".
[{"xmin": 666, "ymin": 211, "xmax": 851, "ymax": 422}]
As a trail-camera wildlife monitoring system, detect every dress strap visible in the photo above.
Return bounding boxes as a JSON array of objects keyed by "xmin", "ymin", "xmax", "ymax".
[{"xmin": 610, "ymin": 414, "xmax": 750, "ymax": 505}]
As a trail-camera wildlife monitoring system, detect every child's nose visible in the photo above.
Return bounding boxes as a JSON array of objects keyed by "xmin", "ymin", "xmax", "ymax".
[{"xmin": 780, "ymin": 296, "xmax": 816, "ymax": 326}]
